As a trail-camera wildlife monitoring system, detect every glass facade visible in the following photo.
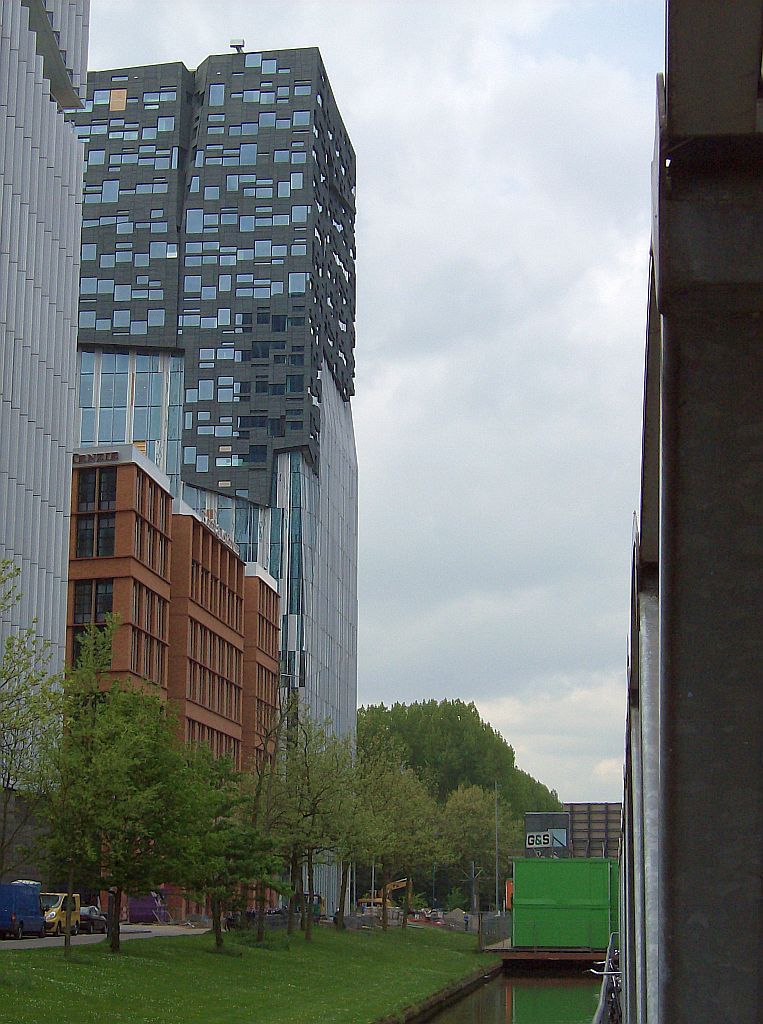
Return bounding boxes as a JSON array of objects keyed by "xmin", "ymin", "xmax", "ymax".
[
  {"xmin": 79, "ymin": 349, "xmax": 184, "ymax": 494},
  {"xmin": 180, "ymin": 482, "xmax": 266, "ymax": 565},
  {"xmin": 271, "ymin": 372, "xmax": 357, "ymax": 736}
]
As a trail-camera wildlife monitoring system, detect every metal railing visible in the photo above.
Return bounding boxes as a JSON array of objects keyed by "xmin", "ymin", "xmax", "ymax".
[
  {"xmin": 478, "ymin": 911, "xmax": 511, "ymax": 950},
  {"xmin": 591, "ymin": 933, "xmax": 621, "ymax": 1024}
]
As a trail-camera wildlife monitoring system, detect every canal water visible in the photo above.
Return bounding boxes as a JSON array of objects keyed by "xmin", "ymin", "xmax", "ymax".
[{"xmin": 429, "ymin": 973, "xmax": 600, "ymax": 1024}]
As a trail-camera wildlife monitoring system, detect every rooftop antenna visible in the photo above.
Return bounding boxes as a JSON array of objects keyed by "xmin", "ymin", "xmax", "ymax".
[{"xmin": 230, "ymin": 39, "xmax": 245, "ymax": 53}]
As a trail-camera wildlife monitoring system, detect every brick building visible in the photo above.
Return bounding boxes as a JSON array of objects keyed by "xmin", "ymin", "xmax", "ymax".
[
  {"xmin": 67, "ymin": 445, "xmax": 280, "ymax": 770},
  {"xmin": 168, "ymin": 503, "xmax": 245, "ymax": 765},
  {"xmin": 243, "ymin": 566, "xmax": 280, "ymax": 768},
  {"xmin": 68, "ymin": 446, "xmax": 172, "ymax": 691}
]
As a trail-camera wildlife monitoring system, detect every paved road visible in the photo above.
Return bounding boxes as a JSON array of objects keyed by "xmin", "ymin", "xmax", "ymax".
[{"xmin": 0, "ymin": 923, "xmax": 206, "ymax": 951}]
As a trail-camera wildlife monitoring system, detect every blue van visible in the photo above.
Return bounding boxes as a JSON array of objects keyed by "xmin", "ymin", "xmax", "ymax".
[{"xmin": 0, "ymin": 881, "xmax": 46, "ymax": 939}]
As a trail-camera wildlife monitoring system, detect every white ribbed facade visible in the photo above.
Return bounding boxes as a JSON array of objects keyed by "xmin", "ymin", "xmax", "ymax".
[{"xmin": 0, "ymin": 0, "xmax": 89, "ymax": 664}]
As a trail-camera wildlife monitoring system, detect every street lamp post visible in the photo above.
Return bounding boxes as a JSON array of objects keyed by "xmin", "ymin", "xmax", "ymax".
[{"xmin": 495, "ymin": 781, "xmax": 500, "ymax": 912}]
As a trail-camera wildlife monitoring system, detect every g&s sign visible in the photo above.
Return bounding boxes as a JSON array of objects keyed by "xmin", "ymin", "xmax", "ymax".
[{"xmin": 526, "ymin": 829, "xmax": 567, "ymax": 849}]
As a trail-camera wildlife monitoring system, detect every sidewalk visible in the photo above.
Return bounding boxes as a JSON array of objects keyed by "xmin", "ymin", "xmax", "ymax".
[{"xmin": 121, "ymin": 923, "xmax": 208, "ymax": 938}]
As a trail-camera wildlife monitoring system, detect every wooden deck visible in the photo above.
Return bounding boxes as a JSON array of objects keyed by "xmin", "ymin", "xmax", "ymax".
[{"xmin": 484, "ymin": 941, "xmax": 606, "ymax": 965}]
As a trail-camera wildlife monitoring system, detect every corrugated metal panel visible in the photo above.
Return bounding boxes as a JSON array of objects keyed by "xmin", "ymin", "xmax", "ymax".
[
  {"xmin": 512, "ymin": 858, "xmax": 618, "ymax": 949},
  {"xmin": 564, "ymin": 802, "xmax": 622, "ymax": 858}
]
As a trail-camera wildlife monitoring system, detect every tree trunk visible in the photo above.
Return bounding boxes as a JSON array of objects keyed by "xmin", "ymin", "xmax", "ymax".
[
  {"xmin": 335, "ymin": 859, "xmax": 349, "ymax": 929},
  {"xmin": 256, "ymin": 881, "xmax": 267, "ymax": 942},
  {"xmin": 211, "ymin": 896, "xmax": 224, "ymax": 951},
  {"xmin": 381, "ymin": 863, "xmax": 389, "ymax": 932},
  {"xmin": 286, "ymin": 847, "xmax": 298, "ymax": 936},
  {"xmin": 64, "ymin": 865, "xmax": 74, "ymax": 958},
  {"xmin": 0, "ymin": 787, "xmax": 11, "ymax": 881},
  {"xmin": 298, "ymin": 867, "xmax": 306, "ymax": 932},
  {"xmin": 402, "ymin": 876, "xmax": 412, "ymax": 930},
  {"xmin": 305, "ymin": 848, "xmax": 314, "ymax": 942},
  {"xmin": 109, "ymin": 887, "xmax": 122, "ymax": 953}
]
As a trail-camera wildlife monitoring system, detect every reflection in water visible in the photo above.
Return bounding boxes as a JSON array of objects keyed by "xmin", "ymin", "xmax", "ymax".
[{"xmin": 431, "ymin": 974, "xmax": 600, "ymax": 1024}]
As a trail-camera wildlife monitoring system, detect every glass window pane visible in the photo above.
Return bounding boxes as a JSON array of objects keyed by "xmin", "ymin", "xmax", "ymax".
[
  {"xmin": 76, "ymin": 517, "xmax": 95, "ymax": 557},
  {"xmin": 95, "ymin": 580, "xmax": 113, "ymax": 621},
  {"xmin": 99, "ymin": 468, "xmax": 117, "ymax": 509},
  {"xmin": 186, "ymin": 208, "xmax": 203, "ymax": 233},
  {"xmin": 288, "ymin": 272, "xmax": 307, "ymax": 294},
  {"xmin": 73, "ymin": 581, "xmax": 93, "ymax": 623},
  {"xmin": 133, "ymin": 408, "xmax": 148, "ymax": 439},
  {"xmin": 98, "ymin": 408, "xmax": 113, "ymax": 442},
  {"xmin": 97, "ymin": 514, "xmax": 115, "ymax": 556},
  {"xmin": 112, "ymin": 408, "xmax": 127, "ymax": 442},
  {"xmin": 80, "ymin": 408, "xmax": 96, "ymax": 443}
]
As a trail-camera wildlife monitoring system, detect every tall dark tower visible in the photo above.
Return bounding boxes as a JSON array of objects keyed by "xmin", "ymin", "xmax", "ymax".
[{"xmin": 71, "ymin": 49, "xmax": 358, "ymax": 763}]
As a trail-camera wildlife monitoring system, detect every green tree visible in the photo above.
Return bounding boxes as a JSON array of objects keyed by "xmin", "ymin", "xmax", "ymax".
[
  {"xmin": 0, "ymin": 561, "xmax": 63, "ymax": 881},
  {"xmin": 358, "ymin": 700, "xmax": 559, "ymax": 810},
  {"xmin": 42, "ymin": 623, "xmax": 112, "ymax": 956},
  {"xmin": 353, "ymin": 729, "xmax": 403, "ymax": 928},
  {"xmin": 329, "ymin": 749, "xmax": 378, "ymax": 931},
  {"xmin": 94, "ymin": 684, "xmax": 194, "ymax": 952},
  {"xmin": 358, "ymin": 701, "xmax": 561, "ymax": 909},
  {"xmin": 445, "ymin": 886, "xmax": 467, "ymax": 912},
  {"xmin": 440, "ymin": 784, "xmax": 514, "ymax": 911},
  {"xmin": 45, "ymin": 625, "xmax": 193, "ymax": 953},
  {"xmin": 355, "ymin": 726, "xmax": 439, "ymax": 931},
  {"xmin": 238, "ymin": 688, "xmax": 295, "ymax": 942},
  {"xmin": 378, "ymin": 767, "xmax": 439, "ymax": 930},
  {"xmin": 178, "ymin": 747, "xmax": 281, "ymax": 951},
  {"xmin": 275, "ymin": 715, "xmax": 352, "ymax": 941}
]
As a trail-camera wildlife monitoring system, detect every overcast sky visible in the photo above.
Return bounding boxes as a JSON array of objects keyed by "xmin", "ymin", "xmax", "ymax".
[{"xmin": 88, "ymin": 1, "xmax": 665, "ymax": 803}]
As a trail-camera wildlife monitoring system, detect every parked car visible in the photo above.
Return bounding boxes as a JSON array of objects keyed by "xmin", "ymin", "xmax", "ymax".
[
  {"xmin": 0, "ymin": 881, "xmax": 46, "ymax": 939},
  {"xmin": 40, "ymin": 892, "xmax": 81, "ymax": 936},
  {"xmin": 79, "ymin": 905, "xmax": 107, "ymax": 934}
]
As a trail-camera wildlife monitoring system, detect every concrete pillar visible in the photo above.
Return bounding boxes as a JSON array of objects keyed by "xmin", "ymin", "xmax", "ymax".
[{"xmin": 655, "ymin": 69, "xmax": 763, "ymax": 1021}]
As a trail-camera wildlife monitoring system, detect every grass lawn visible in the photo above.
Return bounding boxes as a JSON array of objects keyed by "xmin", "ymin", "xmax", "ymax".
[{"xmin": 0, "ymin": 925, "xmax": 499, "ymax": 1024}]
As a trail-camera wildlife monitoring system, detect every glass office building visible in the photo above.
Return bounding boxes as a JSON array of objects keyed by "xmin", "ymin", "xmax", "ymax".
[{"xmin": 72, "ymin": 48, "xmax": 358, "ymax": 742}]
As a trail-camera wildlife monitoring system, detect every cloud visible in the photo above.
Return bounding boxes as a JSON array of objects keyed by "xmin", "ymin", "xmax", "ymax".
[
  {"xmin": 85, "ymin": 0, "xmax": 662, "ymax": 808},
  {"xmin": 593, "ymin": 758, "xmax": 624, "ymax": 785},
  {"xmin": 476, "ymin": 673, "xmax": 626, "ymax": 801}
]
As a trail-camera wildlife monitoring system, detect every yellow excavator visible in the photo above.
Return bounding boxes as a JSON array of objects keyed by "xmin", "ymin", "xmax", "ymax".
[{"xmin": 360, "ymin": 878, "xmax": 408, "ymax": 908}]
